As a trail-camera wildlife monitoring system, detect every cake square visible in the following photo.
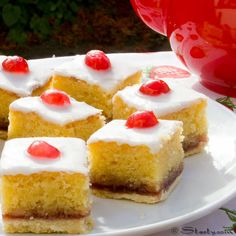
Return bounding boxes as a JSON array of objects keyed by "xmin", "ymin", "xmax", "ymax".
[
  {"xmin": 87, "ymin": 117, "xmax": 184, "ymax": 204},
  {"xmin": 0, "ymin": 56, "xmax": 56, "ymax": 129},
  {"xmin": 0, "ymin": 137, "xmax": 92, "ymax": 234},
  {"xmin": 112, "ymin": 81, "xmax": 208, "ymax": 156},
  {"xmin": 52, "ymin": 51, "xmax": 141, "ymax": 118},
  {"xmin": 8, "ymin": 89, "xmax": 105, "ymax": 140}
]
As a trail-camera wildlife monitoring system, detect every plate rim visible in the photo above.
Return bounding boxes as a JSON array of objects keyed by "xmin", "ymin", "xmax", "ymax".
[
  {"xmin": 0, "ymin": 97, "xmax": 235, "ymax": 236},
  {"xmin": 1, "ymin": 53, "xmax": 236, "ymax": 235}
]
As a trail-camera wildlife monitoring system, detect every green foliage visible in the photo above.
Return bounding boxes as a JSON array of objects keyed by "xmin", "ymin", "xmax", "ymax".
[
  {"xmin": 0, "ymin": 0, "xmax": 83, "ymax": 44},
  {"xmin": 2, "ymin": 4, "xmax": 21, "ymax": 27},
  {"xmin": 0, "ymin": 0, "xmax": 167, "ymax": 55}
]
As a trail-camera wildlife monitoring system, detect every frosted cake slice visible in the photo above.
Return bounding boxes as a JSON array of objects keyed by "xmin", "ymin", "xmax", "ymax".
[
  {"xmin": 88, "ymin": 111, "xmax": 184, "ymax": 204},
  {"xmin": 0, "ymin": 137, "xmax": 92, "ymax": 233},
  {"xmin": 8, "ymin": 89, "xmax": 105, "ymax": 140},
  {"xmin": 52, "ymin": 50, "xmax": 141, "ymax": 118}
]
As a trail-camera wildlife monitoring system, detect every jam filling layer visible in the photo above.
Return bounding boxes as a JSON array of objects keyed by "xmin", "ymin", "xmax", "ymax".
[
  {"xmin": 0, "ymin": 118, "xmax": 9, "ymax": 129},
  {"xmin": 183, "ymin": 134, "xmax": 208, "ymax": 153},
  {"xmin": 92, "ymin": 163, "xmax": 183, "ymax": 196},
  {"xmin": 3, "ymin": 211, "xmax": 90, "ymax": 220}
]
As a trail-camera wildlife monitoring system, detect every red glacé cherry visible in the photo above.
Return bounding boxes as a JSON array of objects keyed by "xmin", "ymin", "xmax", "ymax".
[
  {"xmin": 85, "ymin": 50, "xmax": 111, "ymax": 70},
  {"xmin": 27, "ymin": 141, "xmax": 60, "ymax": 159},
  {"xmin": 40, "ymin": 90, "xmax": 71, "ymax": 107},
  {"xmin": 126, "ymin": 111, "xmax": 158, "ymax": 128},
  {"xmin": 139, "ymin": 80, "xmax": 170, "ymax": 96},
  {"xmin": 2, "ymin": 56, "xmax": 29, "ymax": 73}
]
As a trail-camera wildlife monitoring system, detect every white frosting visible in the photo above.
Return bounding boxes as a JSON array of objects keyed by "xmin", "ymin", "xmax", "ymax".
[
  {"xmin": 87, "ymin": 119, "xmax": 183, "ymax": 154},
  {"xmin": 54, "ymin": 54, "xmax": 140, "ymax": 91},
  {"xmin": 10, "ymin": 95, "xmax": 102, "ymax": 125},
  {"xmin": 113, "ymin": 82, "xmax": 207, "ymax": 117},
  {"xmin": 0, "ymin": 137, "xmax": 88, "ymax": 175},
  {"xmin": 0, "ymin": 56, "xmax": 75, "ymax": 96}
]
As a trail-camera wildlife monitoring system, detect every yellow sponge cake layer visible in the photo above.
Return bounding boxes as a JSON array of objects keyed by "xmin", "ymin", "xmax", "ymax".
[
  {"xmin": 88, "ymin": 120, "xmax": 184, "ymax": 203},
  {"xmin": 2, "ymin": 173, "xmax": 92, "ymax": 234},
  {"xmin": 8, "ymin": 110, "xmax": 104, "ymax": 140},
  {"xmin": 160, "ymin": 100, "xmax": 208, "ymax": 156},
  {"xmin": 2, "ymin": 173, "xmax": 90, "ymax": 218},
  {"xmin": 0, "ymin": 88, "xmax": 19, "ymax": 129},
  {"xmin": 4, "ymin": 217, "xmax": 92, "ymax": 234},
  {"xmin": 31, "ymin": 79, "xmax": 52, "ymax": 96}
]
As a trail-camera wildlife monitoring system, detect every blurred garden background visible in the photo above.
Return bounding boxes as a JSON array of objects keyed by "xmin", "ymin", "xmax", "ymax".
[{"xmin": 0, "ymin": 0, "xmax": 170, "ymax": 59}]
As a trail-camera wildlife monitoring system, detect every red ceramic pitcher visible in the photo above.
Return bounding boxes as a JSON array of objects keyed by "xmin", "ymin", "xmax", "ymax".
[{"xmin": 131, "ymin": 0, "xmax": 236, "ymax": 97}]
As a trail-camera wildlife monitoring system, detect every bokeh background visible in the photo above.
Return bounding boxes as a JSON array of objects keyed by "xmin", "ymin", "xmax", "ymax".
[{"xmin": 0, "ymin": 0, "xmax": 170, "ymax": 59}]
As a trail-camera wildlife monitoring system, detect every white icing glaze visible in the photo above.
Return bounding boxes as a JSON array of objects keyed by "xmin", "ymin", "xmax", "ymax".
[
  {"xmin": 0, "ymin": 137, "xmax": 88, "ymax": 175},
  {"xmin": 87, "ymin": 119, "xmax": 183, "ymax": 154},
  {"xmin": 10, "ymin": 94, "xmax": 102, "ymax": 125},
  {"xmin": 0, "ymin": 56, "xmax": 75, "ymax": 96},
  {"xmin": 54, "ymin": 54, "xmax": 140, "ymax": 91},
  {"xmin": 113, "ymin": 82, "xmax": 207, "ymax": 117}
]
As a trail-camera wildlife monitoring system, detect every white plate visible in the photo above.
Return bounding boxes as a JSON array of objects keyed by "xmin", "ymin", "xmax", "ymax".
[
  {"xmin": 0, "ymin": 99, "xmax": 235, "ymax": 236},
  {"xmin": 0, "ymin": 53, "xmax": 236, "ymax": 235}
]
